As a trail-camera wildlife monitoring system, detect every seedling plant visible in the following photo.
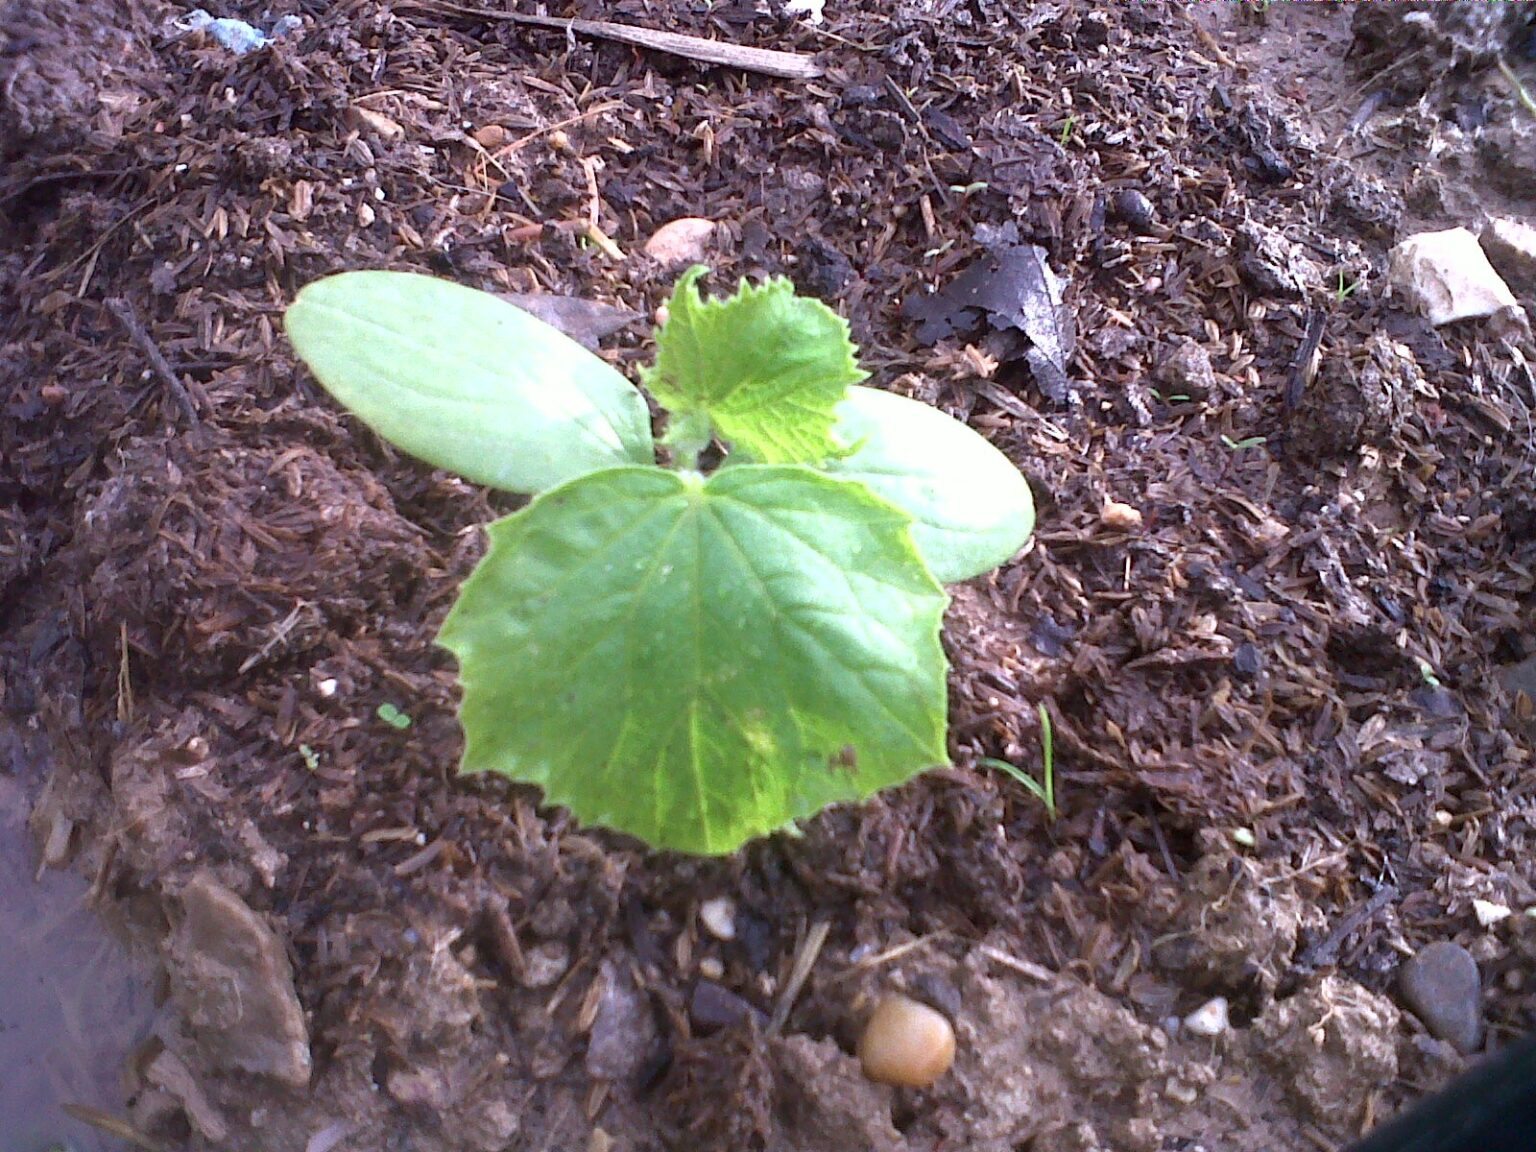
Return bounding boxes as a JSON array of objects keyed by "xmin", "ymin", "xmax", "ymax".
[
  {"xmin": 978, "ymin": 702, "xmax": 1058, "ymax": 821},
  {"xmin": 285, "ymin": 267, "xmax": 1035, "ymax": 854}
]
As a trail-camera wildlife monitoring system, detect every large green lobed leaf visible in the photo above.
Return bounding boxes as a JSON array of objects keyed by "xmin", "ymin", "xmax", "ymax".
[
  {"xmin": 643, "ymin": 268, "xmax": 865, "ymax": 465},
  {"xmin": 825, "ymin": 386, "xmax": 1036, "ymax": 583},
  {"xmin": 438, "ymin": 464, "xmax": 949, "ymax": 854},
  {"xmin": 285, "ymin": 271, "xmax": 654, "ymax": 494}
]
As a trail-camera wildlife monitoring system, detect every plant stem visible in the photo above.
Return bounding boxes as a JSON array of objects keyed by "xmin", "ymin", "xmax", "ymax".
[{"xmin": 1037, "ymin": 702, "xmax": 1055, "ymax": 819}]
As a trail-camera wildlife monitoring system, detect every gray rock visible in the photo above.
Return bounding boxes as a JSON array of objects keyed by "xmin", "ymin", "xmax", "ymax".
[
  {"xmin": 166, "ymin": 873, "xmax": 312, "ymax": 1085},
  {"xmin": 1388, "ymin": 228, "xmax": 1520, "ymax": 326},
  {"xmin": 1399, "ymin": 941, "xmax": 1483, "ymax": 1054},
  {"xmin": 584, "ymin": 959, "xmax": 657, "ymax": 1082},
  {"xmin": 1482, "ymin": 217, "xmax": 1536, "ymax": 300},
  {"xmin": 689, "ymin": 979, "xmax": 766, "ymax": 1033},
  {"xmin": 1156, "ymin": 339, "xmax": 1217, "ymax": 402}
]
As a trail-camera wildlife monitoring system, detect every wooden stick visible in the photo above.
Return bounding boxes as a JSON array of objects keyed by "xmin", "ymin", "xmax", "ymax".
[
  {"xmin": 401, "ymin": 1, "xmax": 824, "ymax": 80},
  {"xmin": 105, "ymin": 297, "xmax": 202, "ymax": 427},
  {"xmin": 768, "ymin": 918, "xmax": 830, "ymax": 1035}
]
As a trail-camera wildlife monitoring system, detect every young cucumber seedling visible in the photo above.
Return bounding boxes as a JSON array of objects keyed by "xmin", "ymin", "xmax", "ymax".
[{"xmin": 284, "ymin": 267, "xmax": 1035, "ymax": 854}]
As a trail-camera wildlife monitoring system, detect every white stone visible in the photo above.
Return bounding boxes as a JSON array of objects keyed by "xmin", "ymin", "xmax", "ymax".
[
  {"xmin": 699, "ymin": 896, "xmax": 737, "ymax": 941},
  {"xmin": 1474, "ymin": 898, "xmax": 1512, "ymax": 928},
  {"xmin": 1183, "ymin": 996, "xmax": 1230, "ymax": 1037},
  {"xmin": 1388, "ymin": 227, "xmax": 1520, "ymax": 326},
  {"xmin": 1165, "ymin": 1077, "xmax": 1199, "ymax": 1105}
]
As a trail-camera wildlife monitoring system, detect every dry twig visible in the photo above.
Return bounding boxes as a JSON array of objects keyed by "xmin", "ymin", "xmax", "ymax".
[
  {"xmin": 105, "ymin": 297, "xmax": 202, "ymax": 427},
  {"xmin": 399, "ymin": 1, "xmax": 824, "ymax": 79}
]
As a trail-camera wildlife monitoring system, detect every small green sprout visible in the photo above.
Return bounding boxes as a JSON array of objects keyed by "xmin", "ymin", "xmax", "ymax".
[
  {"xmin": 1058, "ymin": 114, "xmax": 1077, "ymax": 148},
  {"xmin": 1416, "ymin": 658, "xmax": 1442, "ymax": 688},
  {"xmin": 1221, "ymin": 433, "xmax": 1268, "ymax": 451},
  {"xmin": 1497, "ymin": 57, "xmax": 1536, "ymax": 119},
  {"xmin": 299, "ymin": 743, "xmax": 321, "ymax": 770},
  {"xmin": 1333, "ymin": 270, "xmax": 1359, "ymax": 303},
  {"xmin": 285, "ymin": 267, "xmax": 1036, "ymax": 854},
  {"xmin": 979, "ymin": 703, "xmax": 1058, "ymax": 821},
  {"xmin": 376, "ymin": 703, "xmax": 412, "ymax": 730}
]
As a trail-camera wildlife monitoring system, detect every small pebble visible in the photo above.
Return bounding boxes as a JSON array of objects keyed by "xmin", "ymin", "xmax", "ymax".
[
  {"xmin": 642, "ymin": 217, "xmax": 716, "ymax": 267},
  {"xmin": 1165, "ymin": 1078, "xmax": 1199, "ymax": 1105},
  {"xmin": 689, "ymin": 979, "xmax": 765, "ymax": 1032},
  {"xmin": 472, "ymin": 124, "xmax": 510, "ymax": 150},
  {"xmin": 1473, "ymin": 899, "xmax": 1511, "ymax": 928},
  {"xmin": 40, "ymin": 814, "xmax": 73, "ymax": 868},
  {"xmin": 858, "ymin": 995, "xmax": 956, "ymax": 1088},
  {"xmin": 1182, "ymin": 996, "xmax": 1229, "ymax": 1038},
  {"xmin": 699, "ymin": 896, "xmax": 737, "ymax": 941},
  {"xmin": 698, "ymin": 956, "xmax": 724, "ymax": 980},
  {"xmin": 1399, "ymin": 941, "xmax": 1483, "ymax": 1054},
  {"xmin": 1156, "ymin": 339, "xmax": 1217, "ymax": 402},
  {"xmin": 1101, "ymin": 500, "xmax": 1143, "ymax": 531},
  {"xmin": 585, "ymin": 963, "xmax": 655, "ymax": 1081},
  {"xmin": 1110, "ymin": 188, "xmax": 1157, "ymax": 234}
]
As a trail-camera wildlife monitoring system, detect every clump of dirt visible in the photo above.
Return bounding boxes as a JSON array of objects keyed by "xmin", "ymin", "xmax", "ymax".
[
  {"xmin": 0, "ymin": 0, "xmax": 154, "ymax": 151},
  {"xmin": 1152, "ymin": 851, "xmax": 1319, "ymax": 1004},
  {"xmin": 949, "ymin": 953, "xmax": 1170, "ymax": 1152},
  {"xmin": 1290, "ymin": 329, "xmax": 1422, "ymax": 461},
  {"xmin": 165, "ymin": 874, "xmax": 313, "ymax": 1087},
  {"xmin": 65, "ymin": 424, "xmax": 433, "ymax": 684},
  {"xmin": 1255, "ymin": 977, "xmax": 1402, "ymax": 1131},
  {"xmin": 773, "ymin": 1034, "xmax": 907, "ymax": 1152}
]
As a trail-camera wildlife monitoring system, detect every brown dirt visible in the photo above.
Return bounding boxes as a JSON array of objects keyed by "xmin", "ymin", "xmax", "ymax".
[{"xmin": 3, "ymin": 1, "xmax": 1536, "ymax": 1150}]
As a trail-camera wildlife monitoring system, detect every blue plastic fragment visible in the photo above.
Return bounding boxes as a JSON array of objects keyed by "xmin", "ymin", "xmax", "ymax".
[{"xmin": 177, "ymin": 10, "xmax": 302, "ymax": 56}]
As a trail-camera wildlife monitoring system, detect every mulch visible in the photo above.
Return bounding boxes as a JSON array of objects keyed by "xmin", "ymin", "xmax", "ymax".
[{"xmin": 3, "ymin": 0, "xmax": 1535, "ymax": 1148}]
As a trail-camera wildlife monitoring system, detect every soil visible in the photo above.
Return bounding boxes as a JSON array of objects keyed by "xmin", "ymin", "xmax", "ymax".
[{"xmin": 3, "ymin": 2, "xmax": 1536, "ymax": 1151}]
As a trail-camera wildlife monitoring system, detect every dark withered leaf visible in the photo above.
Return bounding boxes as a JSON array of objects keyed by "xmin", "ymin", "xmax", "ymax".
[
  {"xmin": 904, "ymin": 244, "xmax": 1076, "ymax": 400},
  {"xmin": 497, "ymin": 293, "xmax": 640, "ymax": 350},
  {"xmin": 924, "ymin": 108, "xmax": 973, "ymax": 151}
]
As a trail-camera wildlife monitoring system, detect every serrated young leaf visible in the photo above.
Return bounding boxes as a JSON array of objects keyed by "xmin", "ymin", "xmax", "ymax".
[
  {"xmin": 285, "ymin": 271, "xmax": 654, "ymax": 494},
  {"xmin": 824, "ymin": 386, "xmax": 1036, "ymax": 583},
  {"xmin": 643, "ymin": 267, "xmax": 865, "ymax": 465},
  {"xmin": 438, "ymin": 464, "xmax": 948, "ymax": 854}
]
